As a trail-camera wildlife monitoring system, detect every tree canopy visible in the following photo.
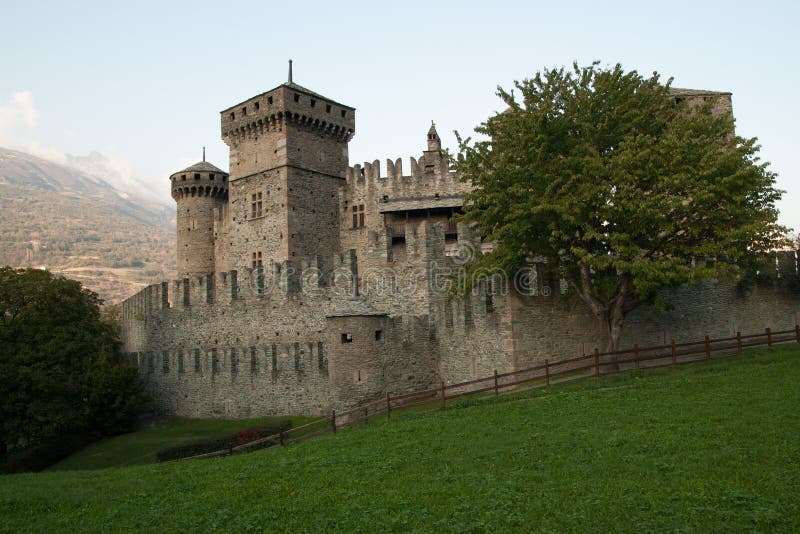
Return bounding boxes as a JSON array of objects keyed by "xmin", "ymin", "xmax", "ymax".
[
  {"xmin": 0, "ymin": 268, "xmax": 146, "ymax": 468},
  {"xmin": 455, "ymin": 62, "xmax": 788, "ymax": 351}
]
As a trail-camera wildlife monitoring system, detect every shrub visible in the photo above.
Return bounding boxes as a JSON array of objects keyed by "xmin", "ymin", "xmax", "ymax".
[{"xmin": 155, "ymin": 420, "xmax": 292, "ymax": 462}]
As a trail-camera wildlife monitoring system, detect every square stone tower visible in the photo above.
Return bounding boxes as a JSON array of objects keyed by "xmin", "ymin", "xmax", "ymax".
[{"xmin": 220, "ymin": 70, "xmax": 355, "ymax": 268}]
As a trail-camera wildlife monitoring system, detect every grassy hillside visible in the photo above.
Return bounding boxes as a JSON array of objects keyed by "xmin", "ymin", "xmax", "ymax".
[
  {"xmin": 47, "ymin": 416, "xmax": 305, "ymax": 472},
  {"xmin": 1, "ymin": 345, "xmax": 798, "ymax": 532}
]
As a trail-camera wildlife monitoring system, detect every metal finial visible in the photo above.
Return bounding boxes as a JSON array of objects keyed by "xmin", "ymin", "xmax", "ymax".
[
  {"xmin": 202, "ymin": 146, "xmax": 206, "ymax": 162},
  {"xmin": 288, "ymin": 59, "xmax": 293, "ymax": 83}
]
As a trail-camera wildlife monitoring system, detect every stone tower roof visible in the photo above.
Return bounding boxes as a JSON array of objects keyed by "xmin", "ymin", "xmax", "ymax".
[
  {"xmin": 669, "ymin": 87, "xmax": 732, "ymax": 96},
  {"xmin": 326, "ymin": 297, "xmax": 388, "ymax": 318},
  {"xmin": 174, "ymin": 161, "xmax": 227, "ymax": 175}
]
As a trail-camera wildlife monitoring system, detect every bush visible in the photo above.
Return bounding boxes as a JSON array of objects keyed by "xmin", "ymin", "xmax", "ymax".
[
  {"xmin": 0, "ymin": 268, "xmax": 147, "ymax": 471},
  {"xmin": 155, "ymin": 420, "xmax": 293, "ymax": 462}
]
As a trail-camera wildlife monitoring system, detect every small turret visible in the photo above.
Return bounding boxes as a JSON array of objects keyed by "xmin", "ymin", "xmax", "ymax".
[
  {"xmin": 427, "ymin": 121, "xmax": 441, "ymax": 152},
  {"xmin": 170, "ymin": 157, "xmax": 229, "ymax": 279}
]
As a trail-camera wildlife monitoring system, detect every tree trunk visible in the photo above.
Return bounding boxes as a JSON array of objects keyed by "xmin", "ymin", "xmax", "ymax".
[{"xmin": 571, "ymin": 265, "xmax": 630, "ymax": 363}]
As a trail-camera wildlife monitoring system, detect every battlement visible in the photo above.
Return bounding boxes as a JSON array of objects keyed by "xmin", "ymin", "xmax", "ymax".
[
  {"xmin": 220, "ymin": 83, "xmax": 355, "ymax": 143},
  {"xmin": 343, "ymin": 154, "xmax": 469, "ymax": 203},
  {"xmin": 121, "ymin": 250, "xmax": 360, "ymax": 320},
  {"xmin": 170, "ymin": 161, "xmax": 229, "ymax": 201}
]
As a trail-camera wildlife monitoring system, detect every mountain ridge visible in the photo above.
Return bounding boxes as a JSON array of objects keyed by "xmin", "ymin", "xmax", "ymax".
[{"xmin": 0, "ymin": 147, "xmax": 176, "ymax": 304}]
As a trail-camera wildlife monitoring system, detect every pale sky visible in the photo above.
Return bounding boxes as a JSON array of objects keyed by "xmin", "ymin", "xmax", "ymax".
[{"xmin": 1, "ymin": 0, "xmax": 798, "ymax": 231}]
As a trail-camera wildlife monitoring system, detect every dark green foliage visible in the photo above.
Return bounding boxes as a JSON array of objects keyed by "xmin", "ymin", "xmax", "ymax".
[
  {"xmin": 455, "ymin": 62, "xmax": 789, "ymax": 350},
  {"xmin": 154, "ymin": 420, "xmax": 293, "ymax": 462},
  {"xmin": 0, "ymin": 267, "xmax": 147, "ymax": 471}
]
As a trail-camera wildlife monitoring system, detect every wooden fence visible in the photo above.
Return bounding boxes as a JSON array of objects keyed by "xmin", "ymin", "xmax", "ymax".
[{"xmin": 177, "ymin": 325, "xmax": 800, "ymax": 462}]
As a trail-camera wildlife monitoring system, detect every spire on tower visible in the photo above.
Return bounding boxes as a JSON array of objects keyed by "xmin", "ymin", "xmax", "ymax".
[
  {"xmin": 202, "ymin": 146, "xmax": 206, "ymax": 162},
  {"xmin": 427, "ymin": 121, "xmax": 441, "ymax": 152},
  {"xmin": 288, "ymin": 59, "xmax": 293, "ymax": 83}
]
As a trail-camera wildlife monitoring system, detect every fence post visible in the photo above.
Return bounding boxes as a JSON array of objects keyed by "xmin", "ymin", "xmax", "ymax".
[
  {"xmin": 279, "ymin": 431, "xmax": 285, "ymax": 447},
  {"xmin": 545, "ymin": 359, "xmax": 550, "ymax": 386},
  {"xmin": 386, "ymin": 393, "xmax": 391, "ymax": 419},
  {"xmin": 594, "ymin": 348, "xmax": 600, "ymax": 377},
  {"xmin": 704, "ymin": 335, "xmax": 711, "ymax": 360},
  {"xmin": 736, "ymin": 331, "xmax": 742, "ymax": 354},
  {"xmin": 634, "ymin": 344, "xmax": 640, "ymax": 369},
  {"xmin": 796, "ymin": 324, "xmax": 800, "ymax": 344},
  {"xmin": 671, "ymin": 339, "xmax": 677, "ymax": 366},
  {"xmin": 331, "ymin": 410, "xmax": 337, "ymax": 433},
  {"xmin": 441, "ymin": 381, "xmax": 446, "ymax": 410},
  {"xmin": 766, "ymin": 327, "xmax": 772, "ymax": 348},
  {"xmin": 493, "ymin": 369, "xmax": 499, "ymax": 396}
]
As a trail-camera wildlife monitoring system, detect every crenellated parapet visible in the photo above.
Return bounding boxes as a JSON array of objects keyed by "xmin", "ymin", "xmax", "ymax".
[
  {"xmin": 220, "ymin": 83, "xmax": 355, "ymax": 144},
  {"xmin": 342, "ymin": 123, "xmax": 470, "ymax": 210},
  {"xmin": 170, "ymin": 161, "xmax": 229, "ymax": 201}
]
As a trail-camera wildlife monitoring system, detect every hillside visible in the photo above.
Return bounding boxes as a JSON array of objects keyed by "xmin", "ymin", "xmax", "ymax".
[
  {"xmin": 0, "ymin": 147, "xmax": 176, "ymax": 303},
  {"xmin": 1, "ymin": 345, "xmax": 797, "ymax": 531}
]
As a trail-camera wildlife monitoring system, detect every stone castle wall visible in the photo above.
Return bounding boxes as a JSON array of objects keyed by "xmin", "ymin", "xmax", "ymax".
[{"xmin": 122, "ymin": 83, "xmax": 799, "ymax": 420}]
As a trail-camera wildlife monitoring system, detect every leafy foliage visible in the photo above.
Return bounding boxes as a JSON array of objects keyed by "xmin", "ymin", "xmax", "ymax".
[
  {"xmin": 0, "ymin": 267, "xmax": 147, "ymax": 470},
  {"xmin": 455, "ymin": 62, "xmax": 788, "ymax": 350}
]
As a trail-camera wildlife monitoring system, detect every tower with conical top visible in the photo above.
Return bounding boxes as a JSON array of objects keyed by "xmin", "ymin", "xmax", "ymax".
[
  {"xmin": 426, "ymin": 121, "xmax": 441, "ymax": 152},
  {"xmin": 170, "ymin": 152, "xmax": 229, "ymax": 279},
  {"xmin": 219, "ymin": 62, "xmax": 355, "ymax": 269}
]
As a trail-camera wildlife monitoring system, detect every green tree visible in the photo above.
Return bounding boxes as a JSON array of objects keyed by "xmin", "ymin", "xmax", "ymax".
[
  {"xmin": 455, "ymin": 62, "xmax": 788, "ymax": 352},
  {"xmin": 0, "ymin": 267, "xmax": 146, "ymax": 466}
]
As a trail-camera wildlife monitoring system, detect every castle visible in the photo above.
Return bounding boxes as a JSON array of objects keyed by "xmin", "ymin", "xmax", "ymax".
[{"xmin": 121, "ymin": 72, "xmax": 800, "ymax": 418}]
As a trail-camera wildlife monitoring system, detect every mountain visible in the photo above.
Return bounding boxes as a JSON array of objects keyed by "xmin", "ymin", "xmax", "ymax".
[
  {"xmin": 0, "ymin": 147, "xmax": 176, "ymax": 304},
  {"xmin": 64, "ymin": 150, "xmax": 170, "ymax": 207}
]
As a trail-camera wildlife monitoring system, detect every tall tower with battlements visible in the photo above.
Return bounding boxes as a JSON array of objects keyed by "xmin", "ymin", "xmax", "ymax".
[
  {"xmin": 170, "ymin": 159, "xmax": 229, "ymax": 278},
  {"xmin": 219, "ymin": 68, "xmax": 355, "ymax": 269}
]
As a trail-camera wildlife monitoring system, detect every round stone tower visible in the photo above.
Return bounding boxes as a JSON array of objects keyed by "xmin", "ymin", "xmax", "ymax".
[{"xmin": 170, "ymin": 159, "xmax": 229, "ymax": 278}]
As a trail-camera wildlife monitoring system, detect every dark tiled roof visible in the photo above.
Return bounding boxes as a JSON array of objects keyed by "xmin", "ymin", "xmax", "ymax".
[
  {"xmin": 669, "ymin": 87, "xmax": 732, "ymax": 96},
  {"xmin": 326, "ymin": 297, "xmax": 388, "ymax": 318},
  {"xmin": 221, "ymin": 82, "xmax": 355, "ymax": 113},
  {"xmin": 174, "ymin": 161, "xmax": 227, "ymax": 175}
]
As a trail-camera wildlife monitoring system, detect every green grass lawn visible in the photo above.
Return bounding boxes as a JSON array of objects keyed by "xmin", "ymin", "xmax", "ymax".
[
  {"xmin": 2, "ymin": 344, "xmax": 799, "ymax": 532},
  {"xmin": 47, "ymin": 416, "xmax": 308, "ymax": 471}
]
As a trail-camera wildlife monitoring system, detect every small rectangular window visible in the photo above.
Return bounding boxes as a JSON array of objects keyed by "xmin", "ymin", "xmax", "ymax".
[
  {"xmin": 194, "ymin": 173, "xmax": 200, "ymax": 180},
  {"xmin": 341, "ymin": 109, "xmax": 347, "ymax": 118},
  {"xmin": 209, "ymin": 173, "xmax": 215, "ymax": 180},
  {"xmin": 375, "ymin": 330, "xmax": 382, "ymax": 341},
  {"xmin": 310, "ymin": 99, "xmax": 316, "ymax": 108},
  {"xmin": 254, "ymin": 102, "xmax": 260, "ymax": 110},
  {"xmin": 194, "ymin": 349, "xmax": 200, "ymax": 372},
  {"xmin": 351, "ymin": 204, "xmax": 365, "ymax": 229},
  {"xmin": 250, "ymin": 347, "xmax": 257, "ymax": 374},
  {"xmin": 326, "ymin": 104, "xmax": 331, "ymax": 113},
  {"xmin": 162, "ymin": 351, "xmax": 169, "ymax": 373},
  {"xmin": 242, "ymin": 107, "xmax": 247, "ymax": 116},
  {"xmin": 341, "ymin": 333, "xmax": 353, "ymax": 344},
  {"xmin": 294, "ymin": 93, "xmax": 300, "ymax": 103},
  {"xmin": 230, "ymin": 112, "xmax": 235, "ymax": 120},
  {"xmin": 268, "ymin": 96, "xmax": 273, "ymax": 105}
]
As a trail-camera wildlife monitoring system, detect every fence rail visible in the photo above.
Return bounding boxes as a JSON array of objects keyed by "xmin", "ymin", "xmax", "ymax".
[{"xmin": 176, "ymin": 325, "xmax": 800, "ymax": 462}]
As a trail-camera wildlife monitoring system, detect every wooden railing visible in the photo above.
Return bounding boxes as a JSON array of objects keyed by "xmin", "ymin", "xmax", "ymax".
[{"xmin": 177, "ymin": 325, "xmax": 800, "ymax": 462}]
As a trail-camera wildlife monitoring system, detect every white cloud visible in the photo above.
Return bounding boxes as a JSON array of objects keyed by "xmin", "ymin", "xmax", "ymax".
[{"xmin": 0, "ymin": 91, "xmax": 39, "ymax": 143}]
